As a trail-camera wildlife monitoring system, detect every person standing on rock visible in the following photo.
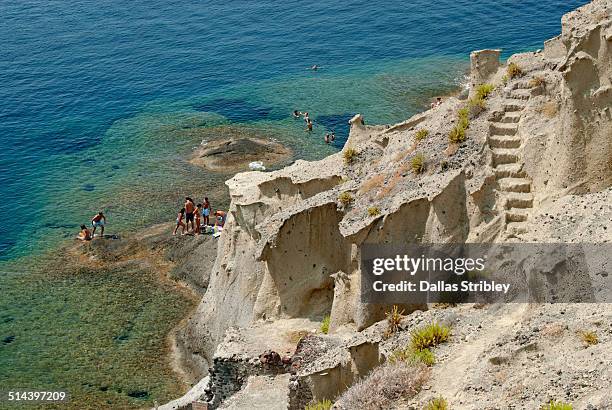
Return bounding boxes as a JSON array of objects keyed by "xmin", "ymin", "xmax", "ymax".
[
  {"xmin": 184, "ymin": 197, "xmax": 195, "ymax": 233},
  {"xmin": 91, "ymin": 211, "xmax": 106, "ymax": 237},
  {"xmin": 194, "ymin": 204, "xmax": 202, "ymax": 235},
  {"xmin": 202, "ymin": 197, "xmax": 211, "ymax": 226},
  {"xmin": 173, "ymin": 208, "xmax": 186, "ymax": 236}
]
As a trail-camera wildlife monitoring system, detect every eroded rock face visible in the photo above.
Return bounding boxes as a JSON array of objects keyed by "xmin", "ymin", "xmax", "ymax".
[{"xmin": 176, "ymin": 1, "xmax": 612, "ymax": 407}]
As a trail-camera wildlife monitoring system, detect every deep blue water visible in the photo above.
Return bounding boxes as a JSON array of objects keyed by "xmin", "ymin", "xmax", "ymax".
[{"xmin": 0, "ymin": 0, "xmax": 588, "ymax": 261}]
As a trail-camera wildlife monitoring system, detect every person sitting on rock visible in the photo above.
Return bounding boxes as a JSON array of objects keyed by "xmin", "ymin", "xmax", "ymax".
[
  {"xmin": 214, "ymin": 210, "xmax": 226, "ymax": 228},
  {"xmin": 77, "ymin": 224, "xmax": 92, "ymax": 241},
  {"xmin": 173, "ymin": 208, "xmax": 186, "ymax": 236},
  {"xmin": 91, "ymin": 211, "xmax": 106, "ymax": 237}
]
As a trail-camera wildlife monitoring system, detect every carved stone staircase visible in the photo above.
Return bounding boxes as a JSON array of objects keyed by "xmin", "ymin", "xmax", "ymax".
[{"xmin": 489, "ymin": 79, "xmax": 537, "ymax": 236}]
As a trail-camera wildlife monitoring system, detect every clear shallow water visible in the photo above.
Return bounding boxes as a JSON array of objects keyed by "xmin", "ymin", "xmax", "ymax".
[{"xmin": 0, "ymin": 0, "xmax": 588, "ymax": 407}]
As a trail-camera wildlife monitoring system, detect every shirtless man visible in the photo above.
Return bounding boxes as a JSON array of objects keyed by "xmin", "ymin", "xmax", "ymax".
[
  {"xmin": 184, "ymin": 197, "xmax": 195, "ymax": 233},
  {"xmin": 91, "ymin": 211, "xmax": 106, "ymax": 237}
]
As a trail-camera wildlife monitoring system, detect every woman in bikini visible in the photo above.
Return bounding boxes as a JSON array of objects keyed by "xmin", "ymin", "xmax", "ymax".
[
  {"xmin": 77, "ymin": 224, "xmax": 92, "ymax": 241},
  {"xmin": 194, "ymin": 204, "xmax": 202, "ymax": 234},
  {"xmin": 173, "ymin": 208, "xmax": 186, "ymax": 236}
]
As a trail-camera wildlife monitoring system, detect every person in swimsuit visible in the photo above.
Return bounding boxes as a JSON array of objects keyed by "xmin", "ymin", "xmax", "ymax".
[
  {"xmin": 330, "ymin": 131, "xmax": 335, "ymax": 142},
  {"xmin": 77, "ymin": 224, "xmax": 92, "ymax": 241},
  {"xmin": 324, "ymin": 133, "xmax": 330, "ymax": 144},
  {"xmin": 306, "ymin": 119, "xmax": 313, "ymax": 132},
  {"xmin": 202, "ymin": 197, "xmax": 211, "ymax": 226},
  {"xmin": 184, "ymin": 197, "xmax": 195, "ymax": 233},
  {"xmin": 173, "ymin": 208, "xmax": 186, "ymax": 236},
  {"xmin": 91, "ymin": 211, "xmax": 106, "ymax": 237},
  {"xmin": 293, "ymin": 110, "xmax": 301, "ymax": 118},
  {"xmin": 214, "ymin": 210, "xmax": 226, "ymax": 228},
  {"xmin": 194, "ymin": 204, "xmax": 202, "ymax": 234}
]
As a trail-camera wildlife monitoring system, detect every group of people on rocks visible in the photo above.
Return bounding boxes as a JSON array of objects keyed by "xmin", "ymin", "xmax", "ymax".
[
  {"xmin": 173, "ymin": 196, "xmax": 225, "ymax": 236},
  {"xmin": 77, "ymin": 211, "xmax": 106, "ymax": 241},
  {"xmin": 292, "ymin": 110, "xmax": 335, "ymax": 144}
]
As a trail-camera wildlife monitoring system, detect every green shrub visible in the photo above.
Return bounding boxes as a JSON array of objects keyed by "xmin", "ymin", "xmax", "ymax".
[
  {"xmin": 389, "ymin": 347, "xmax": 436, "ymax": 366},
  {"xmin": 501, "ymin": 74, "xmax": 509, "ymax": 85},
  {"xmin": 415, "ymin": 128, "xmax": 429, "ymax": 142},
  {"xmin": 305, "ymin": 399, "xmax": 333, "ymax": 410},
  {"xmin": 320, "ymin": 315, "xmax": 330, "ymax": 334},
  {"xmin": 507, "ymin": 62, "xmax": 523, "ymax": 79},
  {"xmin": 458, "ymin": 107, "xmax": 469, "ymax": 120},
  {"xmin": 338, "ymin": 191, "xmax": 353, "ymax": 207},
  {"xmin": 368, "ymin": 207, "xmax": 381, "ymax": 217},
  {"xmin": 449, "ymin": 124, "xmax": 466, "ymax": 143},
  {"xmin": 476, "ymin": 83, "xmax": 495, "ymax": 99},
  {"xmin": 343, "ymin": 147, "xmax": 358, "ymax": 164},
  {"xmin": 411, "ymin": 153, "xmax": 425, "ymax": 174},
  {"xmin": 423, "ymin": 396, "xmax": 448, "ymax": 410},
  {"xmin": 410, "ymin": 322, "xmax": 450, "ymax": 351},
  {"xmin": 540, "ymin": 400, "xmax": 572, "ymax": 410}
]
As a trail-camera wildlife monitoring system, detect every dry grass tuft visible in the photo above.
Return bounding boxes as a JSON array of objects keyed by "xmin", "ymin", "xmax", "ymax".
[
  {"xmin": 578, "ymin": 330, "xmax": 598, "ymax": 347},
  {"xmin": 538, "ymin": 101, "xmax": 558, "ymax": 118},
  {"xmin": 338, "ymin": 191, "xmax": 353, "ymax": 207},
  {"xmin": 383, "ymin": 305, "xmax": 404, "ymax": 339},
  {"xmin": 411, "ymin": 153, "xmax": 425, "ymax": 174},
  {"xmin": 343, "ymin": 147, "xmax": 358, "ymax": 164},
  {"xmin": 367, "ymin": 207, "xmax": 381, "ymax": 217},
  {"xmin": 285, "ymin": 330, "xmax": 310, "ymax": 344},
  {"xmin": 530, "ymin": 76, "xmax": 546, "ymax": 88},
  {"xmin": 423, "ymin": 396, "xmax": 449, "ymax": 410},
  {"xmin": 415, "ymin": 128, "xmax": 429, "ymax": 142},
  {"xmin": 335, "ymin": 362, "xmax": 429, "ymax": 409},
  {"xmin": 475, "ymin": 83, "xmax": 495, "ymax": 99},
  {"xmin": 507, "ymin": 62, "xmax": 523, "ymax": 79}
]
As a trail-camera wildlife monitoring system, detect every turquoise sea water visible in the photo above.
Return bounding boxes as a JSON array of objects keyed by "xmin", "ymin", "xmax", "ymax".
[{"xmin": 0, "ymin": 0, "xmax": 588, "ymax": 407}]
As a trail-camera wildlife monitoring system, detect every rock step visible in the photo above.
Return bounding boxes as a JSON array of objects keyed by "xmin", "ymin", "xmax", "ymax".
[
  {"xmin": 500, "ymin": 112, "xmax": 522, "ymax": 123},
  {"xmin": 490, "ymin": 122, "xmax": 518, "ymax": 136},
  {"xmin": 494, "ymin": 163, "xmax": 526, "ymax": 178},
  {"xmin": 506, "ymin": 208, "xmax": 530, "ymax": 223},
  {"xmin": 489, "ymin": 135, "xmax": 521, "ymax": 149},
  {"xmin": 506, "ymin": 221, "xmax": 529, "ymax": 235},
  {"xmin": 504, "ymin": 89, "xmax": 532, "ymax": 100},
  {"xmin": 504, "ymin": 192, "xmax": 533, "ymax": 209},
  {"xmin": 492, "ymin": 148, "xmax": 520, "ymax": 166},
  {"xmin": 502, "ymin": 101, "xmax": 526, "ymax": 112},
  {"xmin": 498, "ymin": 177, "xmax": 531, "ymax": 193},
  {"xmin": 511, "ymin": 80, "xmax": 535, "ymax": 90}
]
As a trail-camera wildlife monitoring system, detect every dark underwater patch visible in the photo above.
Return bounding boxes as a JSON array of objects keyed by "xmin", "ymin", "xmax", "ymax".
[
  {"xmin": 315, "ymin": 113, "xmax": 354, "ymax": 143},
  {"xmin": 82, "ymin": 184, "xmax": 95, "ymax": 192},
  {"xmin": 194, "ymin": 98, "xmax": 285, "ymax": 123}
]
